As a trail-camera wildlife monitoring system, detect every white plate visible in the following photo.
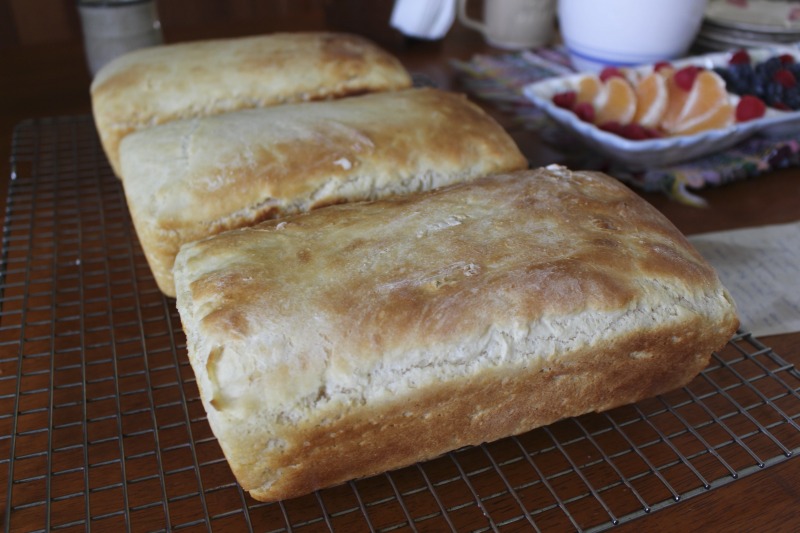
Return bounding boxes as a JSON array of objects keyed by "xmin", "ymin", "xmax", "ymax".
[
  {"xmin": 700, "ymin": 22, "xmax": 800, "ymax": 44},
  {"xmin": 522, "ymin": 47, "xmax": 800, "ymax": 169},
  {"xmin": 694, "ymin": 30, "xmax": 798, "ymax": 54},
  {"xmin": 705, "ymin": 0, "xmax": 800, "ymax": 34}
]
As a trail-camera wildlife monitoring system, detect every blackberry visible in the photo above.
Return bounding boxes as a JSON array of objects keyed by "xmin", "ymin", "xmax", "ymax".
[
  {"xmin": 785, "ymin": 89, "xmax": 800, "ymax": 110},
  {"xmin": 751, "ymin": 75, "xmax": 767, "ymax": 98},
  {"xmin": 717, "ymin": 63, "xmax": 755, "ymax": 95},
  {"xmin": 764, "ymin": 83, "xmax": 785, "ymax": 107},
  {"xmin": 758, "ymin": 56, "xmax": 784, "ymax": 78},
  {"xmin": 715, "ymin": 53, "xmax": 800, "ymax": 110}
]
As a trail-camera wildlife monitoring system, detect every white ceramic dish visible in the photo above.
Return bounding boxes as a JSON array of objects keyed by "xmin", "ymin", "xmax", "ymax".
[{"xmin": 522, "ymin": 47, "xmax": 800, "ymax": 169}]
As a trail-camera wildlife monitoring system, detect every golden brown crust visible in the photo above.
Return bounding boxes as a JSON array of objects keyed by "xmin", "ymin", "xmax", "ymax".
[
  {"xmin": 90, "ymin": 32, "xmax": 412, "ymax": 175},
  {"xmin": 120, "ymin": 88, "xmax": 527, "ymax": 296},
  {"xmin": 173, "ymin": 167, "xmax": 738, "ymax": 502},
  {"xmin": 249, "ymin": 320, "xmax": 718, "ymax": 500}
]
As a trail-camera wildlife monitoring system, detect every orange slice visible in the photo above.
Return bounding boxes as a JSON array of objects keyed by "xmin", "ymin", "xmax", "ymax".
[
  {"xmin": 593, "ymin": 76, "xmax": 637, "ymax": 125},
  {"xmin": 672, "ymin": 102, "xmax": 734, "ymax": 135},
  {"xmin": 633, "ymin": 71, "xmax": 668, "ymax": 128},
  {"xmin": 673, "ymin": 70, "xmax": 730, "ymax": 131},
  {"xmin": 661, "ymin": 69, "xmax": 731, "ymax": 134},
  {"xmin": 576, "ymin": 74, "xmax": 603, "ymax": 104},
  {"xmin": 659, "ymin": 67, "xmax": 690, "ymax": 132}
]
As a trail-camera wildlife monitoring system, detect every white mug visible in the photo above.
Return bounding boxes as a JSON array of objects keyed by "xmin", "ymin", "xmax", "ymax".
[
  {"xmin": 559, "ymin": 0, "xmax": 708, "ymax": 72},
  {"xmin": 390, "ymin": 0, "xmax": 457, "ymax": 40},
  {"xmin": 458, "ymin": 0, "xmax": 556, "ymax": 50},
  {"xmin": 78, "ymin": 0, "xmax": 163, "ymax": 76}
]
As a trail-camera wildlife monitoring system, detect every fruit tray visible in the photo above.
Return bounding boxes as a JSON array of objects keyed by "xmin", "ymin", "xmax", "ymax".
[{"xmin": 523, "ymin": 46, "xmax": 800, "ymax": 169}]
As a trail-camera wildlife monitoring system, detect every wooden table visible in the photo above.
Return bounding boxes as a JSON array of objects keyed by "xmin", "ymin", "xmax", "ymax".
[{"xmin": 1, "ymin": 6, "xmax": 798, "ymax": 532}]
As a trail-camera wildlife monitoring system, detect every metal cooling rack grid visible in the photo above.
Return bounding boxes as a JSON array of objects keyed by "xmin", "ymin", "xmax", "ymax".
[{"xmin": 1, "ymin": 116, "xmax": 799, "ymax": 532}]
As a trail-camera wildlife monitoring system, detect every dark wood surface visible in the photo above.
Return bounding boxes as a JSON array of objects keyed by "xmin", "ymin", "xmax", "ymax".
[{"xmin": 1, "ymin": 4, "xmax": 798, "ymax": 532}]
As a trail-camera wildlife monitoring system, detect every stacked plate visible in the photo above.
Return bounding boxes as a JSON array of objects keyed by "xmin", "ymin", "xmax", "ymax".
[{"xmin": 695, "ymin": 0, "xmax": 800, "ymax": 52}]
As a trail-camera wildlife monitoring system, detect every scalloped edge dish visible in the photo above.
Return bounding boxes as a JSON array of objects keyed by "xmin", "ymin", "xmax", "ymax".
[{"xmin": 522, "ymin": 46, "xmax": 800, "ymax": 169}]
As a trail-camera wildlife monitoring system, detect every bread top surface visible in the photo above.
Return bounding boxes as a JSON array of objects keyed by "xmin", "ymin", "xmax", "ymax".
[
  {"xmin": 90, "ymin": 32, "xmax": 412, "ymax": 173},
  {"xmin": 120, "ymin": 87, "xmax": 527, "ymax": 230},
  {"xmin": 91, "ymin": 31, "xmax": 411, "ymax": 118},
  {"xmin": 174, "ymin": 166, "xmax": 737, "ymax": 420}
]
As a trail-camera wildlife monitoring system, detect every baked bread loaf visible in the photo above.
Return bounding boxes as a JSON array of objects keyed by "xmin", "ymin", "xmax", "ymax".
[
  {"xmin": 91, "ymin": 32, "xmax": 412, "ymax": 176},
  {"xmin": 173, "ymin": 166, "xmax": 738, "ymax": 503},
  {"xmin": 120, "ymin": 87, "xmax": 527, "ymax": 296}
]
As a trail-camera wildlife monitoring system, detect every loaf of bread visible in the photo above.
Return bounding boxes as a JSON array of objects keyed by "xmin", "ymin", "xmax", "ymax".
[
  {"xmin": 120, "ymin": 87, "xmax": 527, "ymax": 296},
  {"xmin": 173, "ymin": 166, "xmax": 738, "ymax": 503},
  {"xmin": 91, "ymin": 32, "xmax": 412, "ymax": 176}
]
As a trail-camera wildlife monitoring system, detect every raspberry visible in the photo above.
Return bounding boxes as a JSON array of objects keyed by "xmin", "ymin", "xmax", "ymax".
[
  {"xmin": 674, "ymin": 66, "xmax": 702, "ymax": 91},
  {"xmin": 735, "ymin": 95, "xmax": 766, "ymax": 122},
  {"xmin": 620, "ymin": 123, "xmax": 648, "ymax": 140},
  {"xmin": 773, "ymin": 69, "xmax": 797, "ymax": 88},
  {"xmin": 573, "ymin": 102, "xmax": 595, "ymax": 122},
  {"xmin": 599, "ymin": 67, "xmax": 625, "ymax": 82},
  {"xmin": 598, "ymin": 121, "xmax": 624, "ymax": 135},
  {"xmin": 779, "ymin": 54, "xmax": 795, "ymax": 66},
  {"xmin": 643, "ymin": 127, "xmax": 663, "ymax": 139},
  {"xmin": 729, "ymin": 49, "xmax": 751, "ymax": 65},
  {"xmin": 653, "ymin": 61, "xmax": 673, "ymax": 72},
  {"xmin": 552, "ymin": 91, "xmax": 577, "ymax": 109},
  {"xmin": 598, "ymin": 122, "xmax": 655, "ymax": 141}
]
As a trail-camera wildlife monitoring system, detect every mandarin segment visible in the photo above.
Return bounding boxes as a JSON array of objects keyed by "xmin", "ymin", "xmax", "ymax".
[
  {"xmin": 660, "ymin": 67, "xmax": 691, "ymax": 132},
  {"xmin": 672, "ymin": 102, "xmax": 734, "ymax": 135},
  {"xmin": 633, "ymin": 72, "xmax": 668, "ymax": 128},
  {"xmin": 672, "ymin": 70, "xmax": 731, "ymax": 132},
  {"xmin": 576, "ymin": 75, "xmax": 603, "ymax": 104},
  {"xmin": 593, "ymin": 76, "xmax": 637, "ymax": 125}
]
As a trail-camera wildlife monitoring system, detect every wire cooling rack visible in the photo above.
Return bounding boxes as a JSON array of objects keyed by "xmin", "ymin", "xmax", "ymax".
[{"xmin": 1, "ymin": 116, "xmax": 799, "ymax": 532}]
